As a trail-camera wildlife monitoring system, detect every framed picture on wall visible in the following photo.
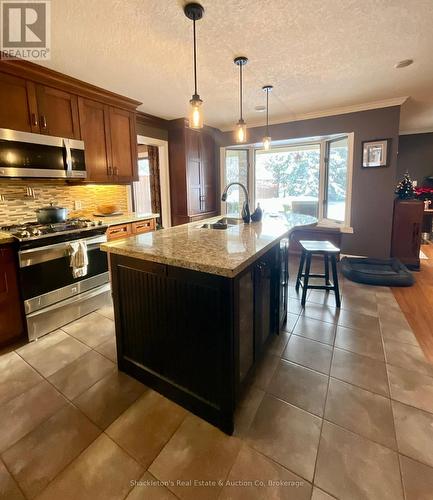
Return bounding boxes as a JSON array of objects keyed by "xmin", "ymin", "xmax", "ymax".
[{"xmin": 362, "ymin": 139, "xmax": 390, "ymax": 168}]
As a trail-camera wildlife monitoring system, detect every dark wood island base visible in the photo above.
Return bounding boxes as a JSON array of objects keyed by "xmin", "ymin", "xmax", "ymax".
[{"xmin": 109, "ymin": 240, "xmax": 289, "ymax": 434}]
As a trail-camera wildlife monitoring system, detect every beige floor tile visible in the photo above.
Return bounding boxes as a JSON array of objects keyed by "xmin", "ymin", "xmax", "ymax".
[
  {"xmin": 325, "ymin": 378, "xmax": 397, "ymax": 449},
  {"xmin": 0, "ymin": 459, "xmax": 25, "ymax": 500},
  {"xmin": 288, "ymin": 298, "xmax": 303, "ymax": 315},
  {"xmin": 267, "ymin": 332, "xmax": 290, "ymax": 356},
  {"xmin": 293, "ymin": 317, "xmax": 336, "ymax": 345},
  {"xmin": 250, "ymin": 353, "xmax": 280, "ymax": 391},
  {"xmin": 311, "ymin": 487, "xmax": 336, "ymax": 500},
  {"xmin": 73, "ymin": 371, "xmax": 146, "ymax": 429},
  {"xmin": 36, "ymin": 434, "xmax": 143, "ymax": 500},
  {"xmin": 337, "ymin": 309, "xmax": 380, "ymax": 333},
  {"xmin": 106, "ymin": 390, "xmax": 187, "ymax": 468},
  {"xmin": 96, "ymin": 303, "xmax": 115, "ymax": 321},
  {"xmin": 17, "ymin": 336, "xmax": 89, "ymax": 378},
  {"xmin": 300, "ymin": 303, "xmax": 340, "ymax": 324},
  {"xmin": 331, "ymin": 348, "xmax": 389, "ymax": 396},
  {"xmin": 392, "ymin": 401, "xmax": 433, "ymax": 468},
  {"xmin": 126, "ymin": 471, "xmax": 177, "ymax": 500},
  {"xmin": 334, "ymin": 325, "xmax": 384, "ymax": 361},
  {"xmin": 0, "ymin": 352, "xmax": 42, "ymax": 406},
  {"xmin": 48, "ymin": 350, "xmax": 116, "ymax": 400},
  {"xmin": 307, "ymin": 290, "xmax": 341, "ymax": 307},
  {"xmin": 341, "ymin": 295, "xmax": 378, "ymax": 318},
  {"xmin": 16, "ymin": 330, "xmax": 67, "ymax": 358},
  {"xmin": 268, "ymin": 360, "xmax": 328, "ymax": 417},
  {"xmin": 399, "ymin": 455, "xmax": 433, "ymax": 500},
  {"xmin": 62, "ymin": 312, "xmax": 115, "ymax": 348},
  {"xmin": 282, "ymin": 336, "xmax": 332, "ymax": 375},
  {"xmin": 387, "ymin": 364, "xmax": 433, "ymax": 414},
  {"xmin": 0, "ymin": 381, "xmax": 66, "ymax": 452},
  {"xmin": 315, "ymin": 421, "xmax": 404, "ymax": 500},
  {"xmin": 149, "ymin": 414, "xmax": 241, "ymax": 500},
  {"xmin": 94, "ymin": 337, "xmax": 117, "ymax": 362},
  {"xmin": 246, "ymin": 394, "xmax": 321, "ymax": 481},
  {"xmin": 234, "ymin": 385, "xmax": 265, "ymax": 438},
  {"xmin": 219, "ymin": 445, "xmax": 312, "ymax": 500},
  {"xmin": 282, "ymin": 313, "xmax": 298, "ymax": 333},
  {"xmin": 381, "ymin": 324, "xmax": 419, "ymax": 346},
  {"xmin": 2, "ymin": 404, "xmax": 100, "ymax": 499},
  {"xmin": 383, "ymin": 338, "xmax": 433, "ymax": 377}
]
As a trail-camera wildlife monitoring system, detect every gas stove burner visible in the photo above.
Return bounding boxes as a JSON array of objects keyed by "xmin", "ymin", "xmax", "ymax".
[{"xmin": 1, "ymin": 218, "xmax": 106, "ymax": 241}]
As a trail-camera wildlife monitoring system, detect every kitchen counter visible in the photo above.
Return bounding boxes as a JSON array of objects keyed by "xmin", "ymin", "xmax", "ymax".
[
  {"xmin": 0, "ymin": 231, "xmax": 15, "ymax": 244},
  {"xmin": 101, "ymin": 213, "xmax": 316, "ymax": 277},
  {"xmin": 92, "ymin": 212, "xmax": 159, "ymax": 226}
]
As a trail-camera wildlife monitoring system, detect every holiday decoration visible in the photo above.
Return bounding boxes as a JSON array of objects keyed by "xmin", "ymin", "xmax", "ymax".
[{"xmin": 395, "ymin": 172, "xmax": 415, "ymax": 200}]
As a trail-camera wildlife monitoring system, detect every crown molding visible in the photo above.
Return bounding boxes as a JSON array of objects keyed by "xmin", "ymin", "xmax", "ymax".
[
  {"xmin": 219, "ymin": 96, "xmax": 409, "ymax": 132},
  {"xmin": 399, "ymin": 127, "xmax": 433, "ymax": 136}
]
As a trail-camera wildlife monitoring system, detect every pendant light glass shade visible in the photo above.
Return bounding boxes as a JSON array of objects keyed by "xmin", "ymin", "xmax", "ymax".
[
  {"xmin": 234, "ymin": 57, "xmax": 248, "ymax": 144},
  {"xmin": 235, "ymin": 119, "xmax": 247, "ymax": 143},
  {"xmin": 189, "ymin": 94, "xmax": 203, "ymax": 129},
  {"xmin": 184, "ymin": 3, "xmax": 204, "ymax": 129},
  {"xmin": 262, "ymin": 85, "xmax": 273, "ymax": 150}
]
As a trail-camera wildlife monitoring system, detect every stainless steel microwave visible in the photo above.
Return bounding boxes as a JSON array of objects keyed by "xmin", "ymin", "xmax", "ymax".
[{"xmin": 0, "ymin": 128, "xmax": 86, "ymax": 179}]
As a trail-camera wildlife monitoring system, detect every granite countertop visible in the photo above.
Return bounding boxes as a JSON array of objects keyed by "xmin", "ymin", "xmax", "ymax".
[
  {"xmin": 101, "ymin": 213, "xmax": 317, "ymax": 277},
  {"xmin": 91, "ymin": 212, "xmax": 159, "ymax": 226},
  {"xmin": 0, "ymin": 231, "xmax": 15, "ymax": 244}
]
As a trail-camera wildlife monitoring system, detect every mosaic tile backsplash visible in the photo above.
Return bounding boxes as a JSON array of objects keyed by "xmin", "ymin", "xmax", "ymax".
[{"xmin": 0, "ymin": 180, "xmax": 129, "ymax": 225}]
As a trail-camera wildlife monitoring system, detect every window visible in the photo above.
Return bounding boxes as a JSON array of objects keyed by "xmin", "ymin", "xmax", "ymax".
[
  {"xmin": 133, "ymin": 158, "xmax": 152, "ymax": 213},
  {"xmin": 222, "ymin": 134, "xmax": 353, "ymax": 229},
  {"xmin": 223, "ymin": 149, "xmax": 249, "ymax": 217}
]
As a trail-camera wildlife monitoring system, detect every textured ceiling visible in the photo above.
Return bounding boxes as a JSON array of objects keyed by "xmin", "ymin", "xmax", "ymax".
[{"xmin": 43, "ymin": 0, "xmax": 433, "ymax": 133}]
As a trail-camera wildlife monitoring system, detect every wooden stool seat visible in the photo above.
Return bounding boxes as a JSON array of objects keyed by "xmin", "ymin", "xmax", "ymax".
[{"xmin": 296, "ymin": 240, "xmax": 341, "ymax": 307}]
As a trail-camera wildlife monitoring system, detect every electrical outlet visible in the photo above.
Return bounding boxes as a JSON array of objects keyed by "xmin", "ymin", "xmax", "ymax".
[{"xmin": 74, "ymin": 200, "xmax": 82, "ymax": 210}]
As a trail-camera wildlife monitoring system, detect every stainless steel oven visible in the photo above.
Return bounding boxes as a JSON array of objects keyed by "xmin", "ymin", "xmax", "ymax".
[
  {"xmin": 18, "ymin": 231, "xmax": 110, "ymax": 340},
  {"xmin": 0, "ymin": 128, "xmax": 86, "ymax": 179}
]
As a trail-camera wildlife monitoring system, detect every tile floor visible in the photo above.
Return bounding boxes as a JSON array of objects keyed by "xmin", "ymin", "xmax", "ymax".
[{"xmin": 1, "ymin": 258, "xmax": 433, "ymax": 499}]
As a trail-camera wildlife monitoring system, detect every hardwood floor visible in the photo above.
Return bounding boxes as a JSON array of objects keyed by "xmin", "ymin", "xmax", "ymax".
[{"xmin": 392, "ymin": 244, "xmax": 433, "ymax": 362}]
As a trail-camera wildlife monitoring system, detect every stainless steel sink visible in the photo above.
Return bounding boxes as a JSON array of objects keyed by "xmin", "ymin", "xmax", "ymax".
[{"xmin": 217, "ymin": 217, "xmax": 244, "ymax": 225}]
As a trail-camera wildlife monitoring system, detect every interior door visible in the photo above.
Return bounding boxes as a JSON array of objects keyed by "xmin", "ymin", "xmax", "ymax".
[
  {"xmin": 0, "ymin": 73, "xmax": 38, "ymax": 133},
  {"xmin": 35, "ymin": 84, "xmax": 81, "ymax": 139},
  {"xmin": 78, "ymin": 98, "xmax": 111, "ymax": 182},
  {"xmin": 108, "ymin": 107, "xmax": 138, "ymax": 182}
]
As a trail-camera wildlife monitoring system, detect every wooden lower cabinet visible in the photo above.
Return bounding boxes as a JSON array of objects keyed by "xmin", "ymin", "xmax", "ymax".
[
  {"xmin": 109, "ymin": 241, "xmax": 287, "ymax": 433},
  {"xmin": 0, "ymin": 244, "xmax": 25, "ymax": 346},
  {"xmin": 391, "ymin": 199, "xmax": 424, "ymax": 269},
  {"xmin": 107, "ymin": 219, "xmax": 156, "ymax": 241}
]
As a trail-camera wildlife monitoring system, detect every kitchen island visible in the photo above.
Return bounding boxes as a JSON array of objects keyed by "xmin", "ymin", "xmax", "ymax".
[{"xmin": 101, "ymin": 213, "xmax": 316, "ymax": 433}]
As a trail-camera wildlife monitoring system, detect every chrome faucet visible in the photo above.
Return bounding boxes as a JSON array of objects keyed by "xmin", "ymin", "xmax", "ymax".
[{"xmin": 221, "ymin": 182, "xmax": 250, "ymax": 223}]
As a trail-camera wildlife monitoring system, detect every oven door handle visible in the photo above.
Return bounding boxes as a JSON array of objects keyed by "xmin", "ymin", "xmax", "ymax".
[{"xmin": 19, "ymin": 235, "xmax": 107, "ymax": 268}]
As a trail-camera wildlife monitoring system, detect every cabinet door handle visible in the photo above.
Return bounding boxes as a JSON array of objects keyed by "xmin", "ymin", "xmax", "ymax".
[
  {"xmin": 31, "ymin": 113, "xmax": 38, "ymax": 127},
  {"xmin": 40, "ymin": 115, "xmax": 47, "ymax": 130},
  {"xmin": 108, "ymin": 166, "xmax": 113, "ymax": 176},
  {"xmin": 114, "ymin": 166, "xmax": 119, "ymax": 175}
]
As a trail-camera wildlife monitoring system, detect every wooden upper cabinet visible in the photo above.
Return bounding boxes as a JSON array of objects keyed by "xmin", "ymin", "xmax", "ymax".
[
  {"xmin": 78, "ymin": 97, "xmax": 111, "ymax": 182},
  {"xmin": 35, "ymin": 84, "xmax": 80, "ymax": 139},
  {"xmin": 0, "ymin": 72, "xmax": 38, "ymax": 133},
  {"xmin": 108, "ymin": 107, "xmax": 138, "ymax": 182}
]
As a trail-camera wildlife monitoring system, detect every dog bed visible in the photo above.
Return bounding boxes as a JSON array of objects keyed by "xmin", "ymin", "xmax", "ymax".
[{"xmin": 340, "ymin": 257, "xmax": 414, "ymax": 287}]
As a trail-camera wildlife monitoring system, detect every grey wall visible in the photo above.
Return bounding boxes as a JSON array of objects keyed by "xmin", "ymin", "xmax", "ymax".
[
  {"xmin": 222, "ymin": 106, "xmax": 401, "ymax": 258},
  {"xmin": 397, "ymin": 132, "xmax": 433, "ymax": 184}
]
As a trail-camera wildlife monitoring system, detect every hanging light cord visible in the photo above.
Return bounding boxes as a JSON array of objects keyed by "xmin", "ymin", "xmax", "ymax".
[
  {"xmin": 192, "ymin": 18, "xmax": 198, "ymax": 96},
  {"xmin": 266, "ymin": 88, "xmax": 269, "ymax": 136},
  {"xmin": 239, "ymin": 63, "xmax": 243, "ymax": 121}
]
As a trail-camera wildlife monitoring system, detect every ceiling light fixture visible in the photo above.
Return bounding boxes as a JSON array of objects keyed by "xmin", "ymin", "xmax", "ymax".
[
  {"xmin": 234, "ymin": 56, "xmax": 248, "ymax": 143},
  {"xmin": 262, "ymin": 85, "xmax": 273, "ymax": 150},
  {"xmin": 184, "ymin": 3, "xmax": 204, "ymax": 129},
  {"xmin": 395, "ymin": 59, "xmax": 413, "ymax": 69}
]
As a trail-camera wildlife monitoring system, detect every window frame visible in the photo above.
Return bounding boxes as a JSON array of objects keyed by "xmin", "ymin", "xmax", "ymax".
[{"xmin": 221, "ymin": 132, "xmax": 354, "ymax": 232}]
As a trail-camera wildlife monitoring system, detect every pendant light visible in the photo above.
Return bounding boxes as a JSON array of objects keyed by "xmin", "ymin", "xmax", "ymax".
[
  {"xmin": 262, "ymin": 85, "xmax": 273, "ymax": 150},
  {"xmin": 184, "ymin": 3, "xmax": 204, "ymax": 129},
  {"xmin": 234, "ymin": 56, "xmax": 248, "ymax": 143}
]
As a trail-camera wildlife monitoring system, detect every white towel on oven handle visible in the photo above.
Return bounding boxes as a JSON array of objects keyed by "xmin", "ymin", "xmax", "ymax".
[{"xmin": 69, "ymin": 240, "xmax": 88, "ymax": 278}]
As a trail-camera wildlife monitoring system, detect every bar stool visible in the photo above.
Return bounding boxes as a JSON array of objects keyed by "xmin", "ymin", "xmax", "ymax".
[{"xmin": 295, "ymin": 240, "xmax": 341, "ymax": 308}]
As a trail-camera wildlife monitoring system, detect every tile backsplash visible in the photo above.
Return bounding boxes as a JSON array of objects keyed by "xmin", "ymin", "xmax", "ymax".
[{"xmin": 0, "ymin": 180, "xmax": 130, "ymax": 225}]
